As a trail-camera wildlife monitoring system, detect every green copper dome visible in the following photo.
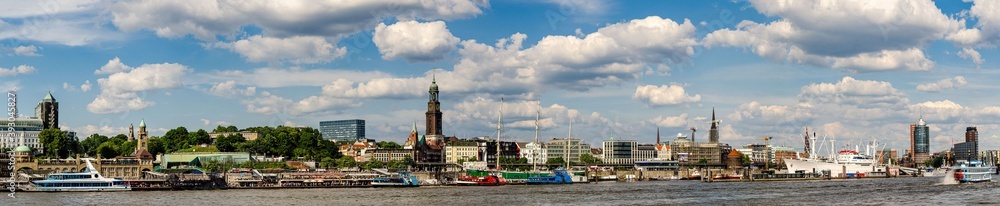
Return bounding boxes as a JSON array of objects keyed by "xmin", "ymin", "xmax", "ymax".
[
  {"xmin": 139, "ymin": 119, "xmax": 146, "ymax": 127},
  {"xmin": 15, "ymin": 145, "xmax": 31, "ymax": 152},
  {"xmin": 429, "ymin": 74, "xmax": 438, "ymax": 90}
]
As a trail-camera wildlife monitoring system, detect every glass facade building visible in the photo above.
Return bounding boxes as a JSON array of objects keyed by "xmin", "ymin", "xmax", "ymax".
[
  {"xmin": 914, "ymin": 122, "xmax": 929, "ymax": 154},
  {"xmin": 319, "ymin": 119, "xmax": 365, "ymax": 142}
]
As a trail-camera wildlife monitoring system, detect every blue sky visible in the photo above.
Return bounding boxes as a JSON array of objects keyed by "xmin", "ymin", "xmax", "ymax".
[{"xmin": 2, "ymin": 0, "xmax": 999, "ymax": 156}]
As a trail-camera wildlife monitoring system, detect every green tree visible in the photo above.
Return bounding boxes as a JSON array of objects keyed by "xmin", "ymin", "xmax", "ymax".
[
  {"xmin": 96, "ymin": 141, "xmax": 119, "ymax": 158},
  {"xmin": 39, "ymin": 128, "xmax": 70, "ymax": 158},
  {"xmin": 320, "ymin": 157, "xmax": 337, "ymax": 169},
  {"xmin": 215, "ymin": 134, "xmax": 245, "ymax": 152},
  {"xmin": 363, "ymin": 158, "xmax": 384, "ymax": 170},
  {"xmin": 376, "ymin": 141, "xmax": 402, "ymax": 149},
  {"xmin": 213, "ymin": 125, "xmax": 239, "ymax": 133},
  {"xmin": 80, "ymin": 134, "xmax": 109, "ymax": 157},
  {"xmin": 147, "ymin": 137, "xmax": 166, "ymax": 156},
  {"xmin": 335, "ymin": 155, "xmax": 357, "ymax": 168},
  {"xmin": 546, "ymin": 157, "xmax": 566, "ymax": 165},
  {"xmin": 188, "ymin": 129, "xmax": 211, "ymax": 146},
  {"xmin": 112, "ymin": 134, "xmax": 128, "ymax": 141},
  {"xmin": 579, "ymin": 153, "xmax": 602, "ymax": 165},
  {"xmin": 118, "ymin": 140, "xmax": 136, "ymax": 156},
  {"xmin": 163, "ymin": 126, "xmax": 190, "ymax": 153},
  {"xmin": 740, "ymin": 154, "xmax": 752, "ymax": 165}
]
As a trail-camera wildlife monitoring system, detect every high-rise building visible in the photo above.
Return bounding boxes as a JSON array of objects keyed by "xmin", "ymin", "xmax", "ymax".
[
  {"xmin": 319, "ymin": 119, "xmax": 366, "ymax": 142},
  {"xmin": 34, "ymin": 91, "xmax": 58, "ymax": 129},
  {"xmin": 912, "ymin": 118, "xmax": 930, "ymax": 165},
  {"xmin": 425, "ymin": 75, "xmax": 443, "ymax": 143},
  {"xmin": 959, "ymin": 126, "xmax": 979, "ymax": 161},
  {"xmin": 966, "ymin": 126, "xmax": 978, "ymax": 154}
]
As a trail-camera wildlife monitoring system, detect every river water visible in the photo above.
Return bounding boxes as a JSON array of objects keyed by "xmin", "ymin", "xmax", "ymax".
[{"xmin": 4, "ymin": 177, "xmax": 998, "ymax": 205}]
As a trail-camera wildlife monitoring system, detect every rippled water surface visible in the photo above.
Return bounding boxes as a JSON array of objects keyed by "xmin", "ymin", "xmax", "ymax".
[{"xmin": 5, "ymin": 177, "xmax": 999, "ymax": 205}]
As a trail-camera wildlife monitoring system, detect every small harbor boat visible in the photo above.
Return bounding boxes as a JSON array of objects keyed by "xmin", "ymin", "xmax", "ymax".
[
  {"xmin": 371, "ymin": 171, "xmax": 419, "ymax": 187},
  {"xmin": 29, "ymin": 159, "xmax": 131, "ymax": 192},
  {"xmin": 456, "ymin": 175, "xmax": 506, "ymax": 186},
  {"xmin": 526, "ymin": 168, "xmax": 573, "ymax": 184},
  {"xmin": 953, "ymin": 161, "xmax": 992, "ymax": 183},
  {"xmin": 687, "ymin": 170, "xmax": 701, "ymax": 180},
  {"xmin": 595, "ymin": 174, "xmax": 618, "ymax": 182}
]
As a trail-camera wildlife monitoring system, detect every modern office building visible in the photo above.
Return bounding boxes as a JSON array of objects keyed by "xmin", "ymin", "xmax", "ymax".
[
  {"xmin": 546, "ymin": 138, "xmax": 591, "ymax": 163},
  {"xmin": 35, "ymin": 91, "xmax": 58, "ymax": 129},
  {"xmin": 966, "ymin": 126, "xmax": 978, "ymax": 159},
  {"xmin": 602, "ymin": 139, "xmax": 637, "ymax": 165},
  {"xmin": 911, "ymin": 118, "xmax": 930, "ymax": 165},
  {"xmin": 954, "ymin": 142, "xmax": 977, "ymax": 162},
  {"xmin": 635, "ymin": 144, "xmax": 657, "ymax": 161},
  {"xmin": 1, "ymin": 117, "xmax": 44, "ymax": 151},
  {"xmin": 319, "ymin": 119, "xmax": 366, "ymax": 142}
]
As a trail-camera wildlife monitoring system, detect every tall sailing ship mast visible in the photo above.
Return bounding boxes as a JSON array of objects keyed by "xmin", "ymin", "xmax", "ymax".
[
  {"xmin": 566, "ymin": 118, "xmax": 572, "ymax": 169},
  {"xmin": 496, "ymin": 97, "xmax": 503, "ymax": 172},
  {"xmin": 533, "ymin": 101, "xmax": 540, "ymax": 172}
]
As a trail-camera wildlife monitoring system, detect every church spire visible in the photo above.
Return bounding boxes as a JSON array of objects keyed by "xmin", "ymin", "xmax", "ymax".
[
  {"xmin": 656, "ymin": 127, "xmax": 661, "ymax": 146},
  {"xmin": 712, "ymin": 107, "xmax": 716, "ymax": 121}
]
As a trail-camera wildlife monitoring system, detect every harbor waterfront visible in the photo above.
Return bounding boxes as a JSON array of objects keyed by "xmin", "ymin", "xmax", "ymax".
[{"xmin": 5, "ymin": 177, "xmax": 996, "ymax": 205}]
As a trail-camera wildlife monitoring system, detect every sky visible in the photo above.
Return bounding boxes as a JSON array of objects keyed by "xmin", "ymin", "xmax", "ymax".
[{"xmin": 2, "ymin": 0, "xmax": 1000, "ymax": 156}]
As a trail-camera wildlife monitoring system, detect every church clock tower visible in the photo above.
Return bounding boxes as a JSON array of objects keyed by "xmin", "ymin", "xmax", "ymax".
[{"xmin": 425, "ymin": 75, "xmax": 443, "ymax": 137}]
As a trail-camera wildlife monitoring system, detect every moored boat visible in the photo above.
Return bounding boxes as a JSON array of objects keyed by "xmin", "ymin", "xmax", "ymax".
[
  {"xmin": 456, "ymin": 174, "xmax": 506, "ymax": 186},
  {"xmin": 953, "ymin": 161, "xmax": 992, "ymax": 183},
  {"xmin": 29, "ymin": 159, "xmax": 131, "ymax": 192},
  {"xmin": 371, "ymin": 171, "xmax": 419, "ymax": 187},
  {"xmin": 526, "ymin": 169, "xmax": 573, "ymax": 184}
]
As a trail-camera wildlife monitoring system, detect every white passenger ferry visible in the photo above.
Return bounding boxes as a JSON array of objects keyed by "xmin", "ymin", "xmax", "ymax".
[
  {"xmin": 953, "ymin": 160, "xmax": 992, "ymax": 183},
  {"xmin": 30, "ymin": 159, "xmax": 131, "ymax": 192}
]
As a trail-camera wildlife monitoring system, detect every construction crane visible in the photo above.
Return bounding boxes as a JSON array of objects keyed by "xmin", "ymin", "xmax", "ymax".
[{"xmin": 759, "ymin": 136, "xmax": 773, "ymax": 171}]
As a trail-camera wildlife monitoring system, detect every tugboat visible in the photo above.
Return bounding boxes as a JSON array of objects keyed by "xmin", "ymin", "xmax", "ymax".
[
  {"xmin": 371, "ymin": 171, "xmax": 419, "ymax": 187},
  {"xmin": 526, "ymin": 168, "xmax": 573, "ymax": 184},
  {"xmin": 953, "ymin": 161, "xmax": 992, "ymax": 183}
]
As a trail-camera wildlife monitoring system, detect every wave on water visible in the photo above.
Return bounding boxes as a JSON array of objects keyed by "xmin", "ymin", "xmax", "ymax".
[{"xmin": 937, "ymin": 169, "xmax": 958, "ymax": 185}]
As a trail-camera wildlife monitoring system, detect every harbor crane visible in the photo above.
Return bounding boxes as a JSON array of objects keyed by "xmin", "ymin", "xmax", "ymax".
[{"xmin": 759, "ymin": 136, "xmax": 773, "ymax": 171}]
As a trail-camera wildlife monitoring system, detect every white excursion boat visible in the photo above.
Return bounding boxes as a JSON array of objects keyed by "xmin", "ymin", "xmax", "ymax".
[
  {"xmin": 953, "ymin": 161, "xmax": 992, "ymax": 183},
  {"xmin": 30, "ymin": 159, "xmax": 131, "ymax": 192}
]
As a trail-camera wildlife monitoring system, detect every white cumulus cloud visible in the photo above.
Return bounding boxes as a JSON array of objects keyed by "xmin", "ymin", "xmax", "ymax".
[
  {"xmin": 11, "ymin": 45, "xmax": 40, "ymax": 56},
  {"xmin": 704, "ymin": 0, "xmax": 961, "ymax": 72},
  {"xmin": 916, "ymin": 76, "xmax": 967, "ymax": 92},
  {"xmin": 87, "ymin": 59, "xmax": 190, "ymax": 114},
  {"xmin": 209, "ymin": 80, "xmax": 256, "ymax": 97},
  {"xmin": 80, "ymin": 80, "xmax": 92, "ymax": 92},
  {"xmin": 210, "ymin": 35, "xmax": 346, "ymax": 64},
  {"xmin": 0, "ymin": 65, "xmax": 36, "ymax": 76},
  {"xmin": 373, "ymin": 20, "xmax": 460, "ymax": 62},
  {"xmin": 632, "ymin": 84, "xmax": 701, "ymax": 106}
]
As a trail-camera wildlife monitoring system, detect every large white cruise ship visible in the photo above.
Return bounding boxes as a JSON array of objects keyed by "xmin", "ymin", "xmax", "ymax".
[
  {"xmin": 784, "ymin": 150, "xmax": 879, "ymax": 177},
  {"xmin": 783, "ymin": 128, "xmax": 886, "ymax": 178},
  {"xmin": 30, "ymin": 159, "xmax": 131, "ymax": 192}
]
